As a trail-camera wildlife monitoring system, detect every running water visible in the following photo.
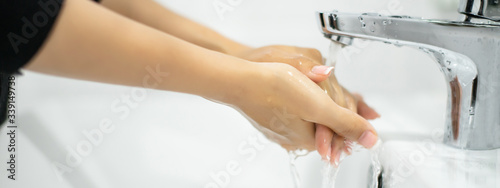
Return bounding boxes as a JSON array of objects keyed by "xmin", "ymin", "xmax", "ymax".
[
  {"xmin": 289, "ymin": 149, "xmax": 310, "ymax": 188},
  {"xmin": 321, "ymin": 140, "xmax": 383, "ymax": 188},
  {"xmin": 320, "ymin": 153, "xmax": 344, "ymax": 188},
  {"xmin": 288, "ymin": 141, "xmax": 383, "ymax": 188},
  {"xmin": 326, "ymin": 42, "xmax": 342, "ymax": 67},
  {"xmin": 289, "ymin": 42, "xmax": 384, "ymax": 188},
  {"xmin": 368, "ymin": 140, "xmax": 383, "ymax": 188}
]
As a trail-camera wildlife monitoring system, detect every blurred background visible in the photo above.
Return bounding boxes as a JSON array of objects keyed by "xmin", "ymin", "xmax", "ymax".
[{"xmin": 0, "ymin": 0, "xmax": 460, "ymax": 187}]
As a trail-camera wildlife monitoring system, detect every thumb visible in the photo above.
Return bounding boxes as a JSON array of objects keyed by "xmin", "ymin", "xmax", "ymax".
[{"xmin": 310, "ymin": 101, "xmax": 378, "ymax": 149}]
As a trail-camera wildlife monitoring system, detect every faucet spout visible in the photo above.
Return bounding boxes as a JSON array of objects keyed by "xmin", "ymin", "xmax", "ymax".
[{"xmin": 317, "ymin": 11, "xmax": 500, "ymax": 150}]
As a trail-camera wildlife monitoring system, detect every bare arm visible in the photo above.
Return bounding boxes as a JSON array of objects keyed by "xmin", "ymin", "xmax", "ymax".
[
  {"xmin": 26, "ymin": 0, "xmax": 378, "ymax": 151},
  {"xmin": 28, "ymin": 0, "xmax": 249, "ymax": 101},
  {"xmin": 99, "ymin": 0, "xmax": 250, "ymax": 56}
]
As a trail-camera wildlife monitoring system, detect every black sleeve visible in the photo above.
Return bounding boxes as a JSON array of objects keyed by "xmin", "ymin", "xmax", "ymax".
[
  {"xmin": 0, "ymin": 74, "xmax": 9, "ymax": 126},
  {"xmin": 0, "ymin": 0, "xmax": 65, "ymax": 74},
  {"xmin": 0, "ymin": 0, "xmax": 102, "ymax": 125},
  {"xmin": 0, "ymin": 0, "xmax": 69, "ymax": 125}
]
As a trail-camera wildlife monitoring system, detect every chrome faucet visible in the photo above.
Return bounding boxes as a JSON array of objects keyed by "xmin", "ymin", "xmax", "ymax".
[{"xmin": 317, "ymin": 0, "xmax": 500, "ymax": 150}]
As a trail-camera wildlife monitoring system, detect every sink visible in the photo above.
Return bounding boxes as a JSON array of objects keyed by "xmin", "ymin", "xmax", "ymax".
[
  {"xmin": 331, "ymin": 94, "xmax": 500, "ymax": 188},
  {"xmin": 376, "ymin": 140, "xmax": 500, "ymax": 188},
  {"xmin": 0, "ymin": 71, "xmax": 454, "ymax": 188}
]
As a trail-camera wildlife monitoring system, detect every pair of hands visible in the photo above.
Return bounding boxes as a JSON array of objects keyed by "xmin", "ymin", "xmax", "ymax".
[{"xmin": 230, "ymin": 45, "xmax": 379, "ymax": 164}]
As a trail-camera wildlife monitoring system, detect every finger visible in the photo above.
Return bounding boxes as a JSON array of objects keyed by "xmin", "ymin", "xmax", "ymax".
[
  {"xmin": 318, "ymin": 77, "xmax": 347, "ymax": 109},
  {"xmin": 268, "ymin": 46, "xmax": 323, "ymax": 63},
  {"xmin": 260, "ymin": 52, "xmax": 331, "ymax": 83},
  {"xmin": 341, "ymin": 87, "xmax": 358, "ymax": 112},
  {"xmin": 308, "ymin": 100, "xmax": 378, "ymax": 149},
  {"xmin": 292, "ymin": 47, "xmax": 324, "ymax": 63},
  {"xmin": 326, "ymin": 74, "xmax": 347, "ymax": 107},
  {"xmin": 248, "ymin": 46, "xmax": 329, "ymax": 83},
  {"xmin": 315, "ymin": 124, "xmax": 333, "ymax": 161},
  {"xmin": 353, "ymin": 94, "xmax": 381, "ymax": 120},
  {"xmin": 290, "ymin": 55, "xmax": 331, "ymax": 83},
  {"xmin": 309, "ymin": 65, "xmax": 334, "ymax": 83},
  {"xmin": 330, "ymin": 133, "xmax": 345, "ymax": 166},
  {"xmin": 281, "ymin": 54, "xmax": 331, "ymax": 83},
  {"xmin": 293, "ymin": 69, "xmax": 378, "ymax": 149}
]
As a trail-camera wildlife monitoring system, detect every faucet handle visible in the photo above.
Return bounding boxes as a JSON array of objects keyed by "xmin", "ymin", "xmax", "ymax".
[{"xmin": 459, "ymin": 0, "xmax": 500, "ymax": 21}]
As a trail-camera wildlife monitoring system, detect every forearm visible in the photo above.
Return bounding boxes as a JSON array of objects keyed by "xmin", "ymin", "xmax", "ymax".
[
  {"xmin": 100, "ymin": 0, "xmax": 250, "ymax": 56},
  {"xmin": 27, "ymin": 0, "xmax": 252, "ymax": 103}
]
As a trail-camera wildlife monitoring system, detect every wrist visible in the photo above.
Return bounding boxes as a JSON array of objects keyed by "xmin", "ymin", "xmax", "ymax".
[
  {"xmin": 212, "ymin": 59, "xmax": 260, "ymax": 106},
  {"xmin": 189, "ymin": 50, "xmax": 259, "ymax": 106}
]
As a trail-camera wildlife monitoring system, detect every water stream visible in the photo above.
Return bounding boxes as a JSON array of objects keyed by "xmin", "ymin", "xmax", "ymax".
[
  {"xmin": 288, "ymin": 42, "xmax": 384, "ymax": 188},
  {"xmin": 288, "ymin": 140, "xmax": 383, "ymax": 188},
  {"xmin": 289, "ymin": 149, "xmax": 311, "ymax": 188}
]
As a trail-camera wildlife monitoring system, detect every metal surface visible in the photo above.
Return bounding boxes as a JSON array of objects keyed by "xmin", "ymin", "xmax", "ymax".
[
  {"xmin": 317, "ymin": 6, "xmax": 500, "ymax": 149},
  {"xmin": 459, "ymin": 0, "xmax": 500, "ymax": 21}
]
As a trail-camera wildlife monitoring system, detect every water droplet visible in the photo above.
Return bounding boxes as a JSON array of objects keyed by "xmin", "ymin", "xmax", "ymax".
[
  {"xmin": 358, "ymin": 16, "xmax": 364, "ymax": 21},
  {"xmin": 382, "ymin": 21, "xmax": 387, "ymax": 25},
  {"xmin": 361, "ymin": 23, "xmax": 366, "ymax": 28}
]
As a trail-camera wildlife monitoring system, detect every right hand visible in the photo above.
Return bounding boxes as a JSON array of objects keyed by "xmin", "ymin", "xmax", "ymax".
[{"xmin": 228, "ymin": 62, "xmax": 378, "ymax": 152}]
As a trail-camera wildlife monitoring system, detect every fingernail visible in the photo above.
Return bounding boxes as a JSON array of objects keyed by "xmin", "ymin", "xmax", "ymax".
[
  {"xmin": 358, "ymin": 131, "xmax": 378, "ymax": 149},
  {"xmin": 312, "ymin": 65, "xmax": 334, "ymax": 76}
]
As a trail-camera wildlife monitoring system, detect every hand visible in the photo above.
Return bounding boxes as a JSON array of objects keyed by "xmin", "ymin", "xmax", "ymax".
[
  {"xmin": 228, "ymin": 62, "xmax": 377, "ymax": 151},
  {"xmin": 236, "ymin": 45, "xmax": 332, "ymax": 82},
  {"xmin": 315, "ymin": 88, "xmax": 381, "ymax": 165},
  {"xmin": 235, "ymin": 45, "xmax": 380, "ymax": 163}
]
